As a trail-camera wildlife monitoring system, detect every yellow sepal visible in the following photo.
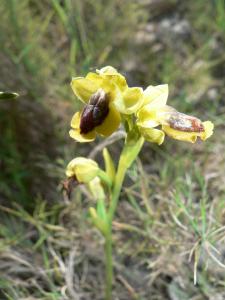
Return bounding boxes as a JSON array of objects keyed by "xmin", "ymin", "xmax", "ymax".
[
  {"xmin": 71, "ymin": 77, "xmax": 100, "ymax": 103},
  {"xmin": 139, "ymin": 127, "xmax": 165, "ymax": 145},
  {"xmin": 114, "ymin": 87, "xmax": 144, "ymax": 114},
  {"xmin": 143, "ymin": 84, "xmax": 168, "ymax": 107}
]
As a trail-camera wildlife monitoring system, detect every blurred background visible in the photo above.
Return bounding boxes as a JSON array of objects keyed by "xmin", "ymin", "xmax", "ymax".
[{"xmin": 0, "ymin": 0, "xmax": 225, "ymax": 299}]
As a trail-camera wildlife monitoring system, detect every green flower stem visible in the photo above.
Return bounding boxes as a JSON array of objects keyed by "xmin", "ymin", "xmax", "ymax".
[
  {"xmin": 104, "ymin": 163, "xmax": 127, "ymax": 300},
  {"xmin": 104, "ymin": 134, "xmax": 144, "ymax": 300},
  {"xmin": 98, "ymin": 170, "xmax": 112, "ymax": 188},
  {"xmin": 105, "ymin": 231, "xmax": 113, "ymax": 300},
  {"xmin": 108, "ymin": 161, "xmax": 127, "ymax": 224}
]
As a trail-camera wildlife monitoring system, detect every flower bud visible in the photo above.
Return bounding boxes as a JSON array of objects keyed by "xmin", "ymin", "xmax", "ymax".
[{"xmin": 66, "ymin": 157, "xmax": 99, "ymax": 183}]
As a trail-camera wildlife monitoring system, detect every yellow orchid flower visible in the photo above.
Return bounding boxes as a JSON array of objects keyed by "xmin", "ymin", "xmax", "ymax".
[
  {"xmin": 66, "ymin": 157, "xmax": 99, "ymax": 183},
  {"xmin": 70, "ymin": 66, "xmax": 144, "ymax": 142},
  {"xmin": 137, "ymin": 84, "xmax": 214, "ymax": 144}
]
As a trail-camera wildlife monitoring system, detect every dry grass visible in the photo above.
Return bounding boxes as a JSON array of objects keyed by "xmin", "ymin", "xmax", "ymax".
[{"xmin": 1, "ymin": 134, "xmax": 225, "ymax": 299}]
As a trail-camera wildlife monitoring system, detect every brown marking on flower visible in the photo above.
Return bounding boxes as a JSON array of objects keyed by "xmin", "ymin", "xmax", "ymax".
[
  {"xmin": 61, "ymin": 176, "xmax": 79, "ymax": 199},
  {"xmin": 80, "ymin": 89, "xmax": 109, "ymax": 134},
  {"xmin": 168, "ymin": 112, "xmax": 205, "ymax": 132}
]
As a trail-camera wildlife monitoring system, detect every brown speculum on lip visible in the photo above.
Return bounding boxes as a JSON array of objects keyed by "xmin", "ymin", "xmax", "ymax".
[
  {"xmin": 80, "ymin": 89, "xmax": 109, "ymax": 134},
  {"xmin": 168, "ymin": 112, "xmax": 205, "ymax": 132}
]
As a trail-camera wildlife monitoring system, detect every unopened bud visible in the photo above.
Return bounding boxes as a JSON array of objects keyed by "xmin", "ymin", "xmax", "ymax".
[{"xmin": 66, "ymin": 157, "xmax": 99, "ymax": 183}]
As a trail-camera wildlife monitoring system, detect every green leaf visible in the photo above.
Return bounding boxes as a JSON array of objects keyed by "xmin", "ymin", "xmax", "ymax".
[
  {"xmin": 89, "ymin": 207, "xmax": 108, "ymax": 236},
  {"xmin": 0, "ymin": 91, "xmax": 19, "ymax": 100},
  {"xmin": 97, "ymin": 198, "xmax": 108, "ymax": 223},
  {"xmin": 103, "ymin": 148, "xmax": 116, "ymax": 183}
]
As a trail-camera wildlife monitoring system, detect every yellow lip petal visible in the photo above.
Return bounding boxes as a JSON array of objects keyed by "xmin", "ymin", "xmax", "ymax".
[
  {"xmin": 162, "ymin": 118, "xmax": 214, "ymax": 143},
  {"xmin": 71, "ymin": 77, "xmax": 100, "ymax": 103},
  {"xmin": 71, "ymin": 111, "xmax": 81, "ymax": 129},
  {"xmin": 200, "ymin": 121, "xmax": 214, "ymax": 141},
  {"xmin": 71, "ymin": 111, "xmax": 96, "ymax": 140},
  {"xmin": 162, "ymin": 125, "xmax": 198, "ymax": 143},
  {"xmin": 69, "ymin": 129, "xmax": 96, "ymax": 142},
  {"xmin": 95, "ymin": 103, "xmax": 121, "ymax": 137},
  {"xmin": 70, "ymin": 111, "xmax": 96, "ymax": 142},
  {"xmin": 139, "ymin": 127, "xmax": 165, "ymax": 145}
]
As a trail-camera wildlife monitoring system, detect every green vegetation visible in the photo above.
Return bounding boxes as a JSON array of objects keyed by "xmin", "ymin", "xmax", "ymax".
[{"xmin": 0, "ymin": 0, "xmax": 225, "ymax": 299}]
